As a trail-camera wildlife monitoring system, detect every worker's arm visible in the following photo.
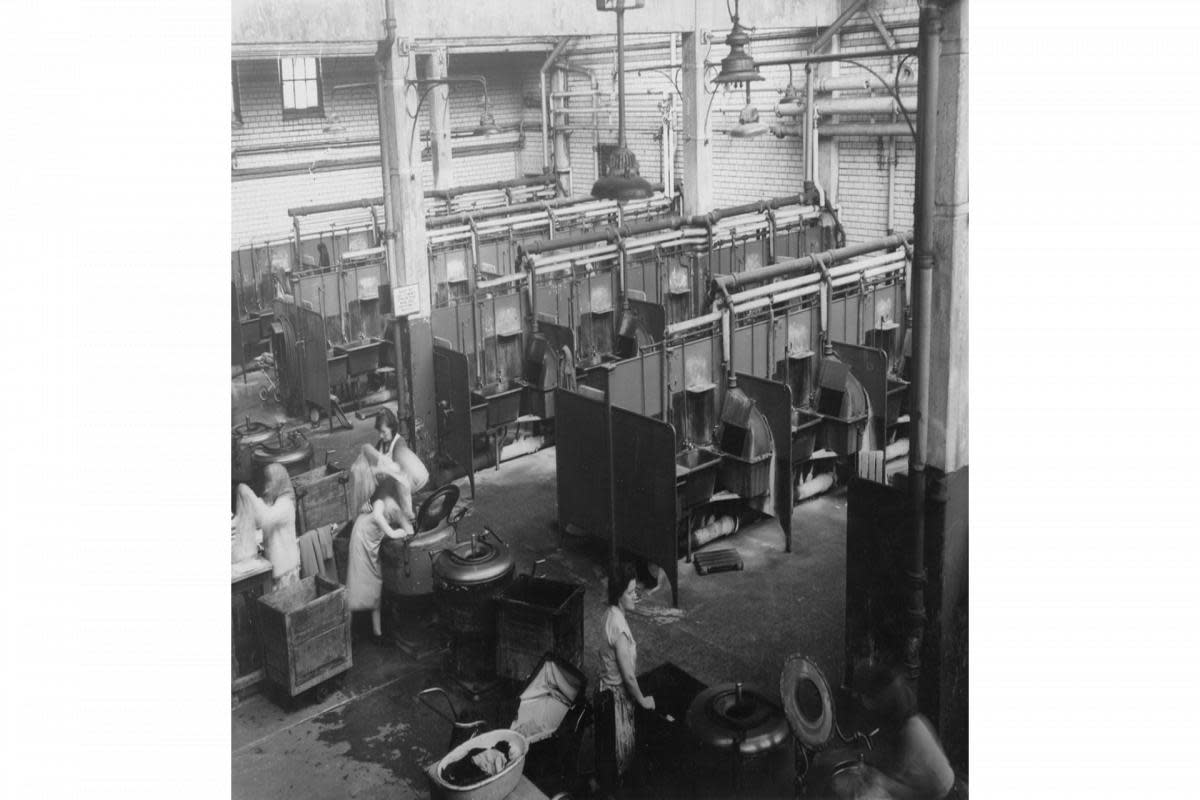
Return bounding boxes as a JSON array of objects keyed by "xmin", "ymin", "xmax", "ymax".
[
  {"xmin": 372, "ymin": 499, "xmax": 413, "ymax": 539},
  {"xmin": 615, "ymin": 634, "xmax": 654, "ymax": 710},
  {"xmin": 254, "ymin": 495, "xmax": 295, "ymax": 530}
]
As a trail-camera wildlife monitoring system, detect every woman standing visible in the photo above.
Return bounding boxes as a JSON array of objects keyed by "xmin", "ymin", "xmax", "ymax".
[
  {"xmin": 373, "ymin": 408, "xmax": 429, "ymax": 493},
  {"xmin": 231, "ymin": 464, "xmax": 301, "ymax": 590},
  {"xmin": 595, "ymin": 563, "xmax": 655, "ymax": 794},
  {"xmin": 345, "ymin": 472, "xmax": 414, "ymax": 643}
]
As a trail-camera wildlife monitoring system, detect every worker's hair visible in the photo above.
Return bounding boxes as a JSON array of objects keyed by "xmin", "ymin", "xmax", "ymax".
[
  {"xmin": 348, "ymin": 452, "xmax": 379, "ymax": 515},
  {"xmin": 261, "ymin": 463, "xmax": 294, "ymax": 505},
  {"xmin": 374, "ymin": 407, "xmax": 399, "ymax": 435},
  {"xmin": 606, "ymin": 562, "xmax": 638, "ymax": 607},
  {"xmin": 861, "ymin": 663, "xmax": 918, "ymax": 726}
]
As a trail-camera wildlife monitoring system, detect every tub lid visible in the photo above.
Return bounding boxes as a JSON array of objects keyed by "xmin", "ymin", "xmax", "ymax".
[
  {"xmin": 434, "ymin": 529, "xmax": 514, "ymax": 585},
  {"xmin": 686, "ymin": 682, "xmax": 789, "ymax": 755},
  {"xmin": 780, "ymin": 655, "xmax": 834, "ymax": 748}
]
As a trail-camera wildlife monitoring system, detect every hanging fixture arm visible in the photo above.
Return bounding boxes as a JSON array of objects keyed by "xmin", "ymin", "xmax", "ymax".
[{"xmin": 711, "ymin": 46, "xmax": 917, "ymax": 69}]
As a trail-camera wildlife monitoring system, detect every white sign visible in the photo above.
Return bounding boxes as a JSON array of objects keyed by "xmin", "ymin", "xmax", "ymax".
[{"xmin": 392, "ymin": 284, "xmax": 421, "ymax": 317}]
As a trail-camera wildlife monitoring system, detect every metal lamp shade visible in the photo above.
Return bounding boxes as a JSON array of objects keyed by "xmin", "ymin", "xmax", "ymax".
[
  {"xmin": 729, "ymin": 104, "xmax": 768, "ymax": 138},
  {"xmin": 591, "ymin": 145, "xmax": 654, "ymax": 201},
  {"xmin": 474, "ymin": 103, "xmax": 501, "ymax": 136},
  {"xmin": 712, "ymin": 21, "xmax": 763, "ymax": 88}
]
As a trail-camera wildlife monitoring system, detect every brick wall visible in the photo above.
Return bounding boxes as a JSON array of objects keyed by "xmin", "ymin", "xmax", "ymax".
[
  {"xmin": 834, "ymin": 0, "xmax": 919, "ymax": 243},
  {"xmin": 231, "ymin": 1, "xmax": 922, "ymax": 249},
  {"xmin": 231, "ymin": 52, "xmax": 543, "ymax": 248}
]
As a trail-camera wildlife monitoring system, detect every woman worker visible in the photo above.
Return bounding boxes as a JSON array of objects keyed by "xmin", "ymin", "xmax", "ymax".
[
  {"xmin": 372, "ymin": 407, "xmax": 429, "ymax": 493},
  {"xmin": 851, "ymin": 665, "xmax": 964, "ymax": 800},
  {"xmin": 231, "ymin": 463, "xmax": 301, "ymax": 590},
  {"xmin": 595, "ymin": 562, "xmax": 655, "ymax": 794},
  {"xmin": 345, "ymin": 469, "xmax": 415, "ymax": 644}
]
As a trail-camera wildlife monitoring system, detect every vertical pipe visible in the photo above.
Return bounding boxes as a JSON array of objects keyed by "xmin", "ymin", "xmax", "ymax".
[
  {"xmin": 293, "ymin": 217, "xmax": 303, "ymax": 270},
  {"xmin": 906, "ymin": 0, "xmax": 943, "ymax": 685},
  {"xmin": 803, "ymin": 65, "xmax": 815, "ymax": 184},
  {"xmin": 616, "ymin": 7, "xmax": 627, "ymax": 148},
  {"xmin": 541, "ymin": 71, "xmax": 551, "ymax": 172},
  {"xmin": 375, "ymin": 31, "xmax": 397, "ymax": 295}
]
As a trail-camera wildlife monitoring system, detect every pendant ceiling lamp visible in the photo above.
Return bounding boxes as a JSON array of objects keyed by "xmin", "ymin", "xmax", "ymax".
[
  {"xmin": 473, "ymin": 98, "xmax": 501, "ymax": 136},
  {"xmin": 591, "ymin": 0, "xmax": 653, "ymax": 202},
  {"xmin": 713, "ymin": 0, "xmax": 764, "ymax": 88},
  {"xmin": 729, "ymin": 85, "xmax": 767, "ymax": 139}
]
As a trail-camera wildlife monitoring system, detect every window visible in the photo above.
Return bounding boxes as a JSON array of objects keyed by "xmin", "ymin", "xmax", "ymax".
[{"xmin": 280, "ymin": 56, "xmax": 323, "ymax": 118}]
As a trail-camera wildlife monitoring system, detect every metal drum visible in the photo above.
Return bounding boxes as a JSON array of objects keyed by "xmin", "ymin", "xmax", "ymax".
[
  {"xmin": 232, "ymin": 419, "xmax": 274, "ymax": 510},
  {"xmin": 382, "ymin": 484, "xmax": 464, "ymax": 597},
  {"xmin": 687, "ymin": 682, "xmax": 790, "ymax": 792},
  {"xmin": 382, "ymin": 523, "xmax": 456, "ymax": 597},
  {"xmin": 233, "ymin": 419, "xmax": 273, "ymax": 482},
  {"xmin": 250, "ymin": 428, "xmax": 314, "ymax": 487},
  {"xmin": 432, "ymin": 525, "xmax": 514, "ymax": 685}
]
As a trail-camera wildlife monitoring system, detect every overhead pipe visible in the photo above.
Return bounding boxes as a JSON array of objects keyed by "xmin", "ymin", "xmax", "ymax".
[
  {"xmin": 906, "ymin": 0, "xmax": 943, "ymax": 684},
  {"xmin": 778, "ymin": 96, "xmax": 917, "ymax": 116},
  {"xmin": 713, "ymin": 233, "xmax": 911, "ymax": 294},
  {"xmin": 818, "ymin": 122, "xmax": 915, "ymax": 137},
  {"xmin": 289, "ymin": 197, "xmax": 385, "ymax": 218},
  {"xmin": 427, "ymin": 194, "xmax": 609, "ymax": 228},
  {"xmin": 746, "ymin": 46, "xmax": 918, "ymax": 68},
  {"xmin": 424, "ymin": 173, "xmax": 556, "ymax": 202},
  {"xmin": 519, "ymin": 211, "xmax": 680, "ymax": 256},
  {"xmin": 773, "ymin": 121, "xmax": 916, "ymax": 137},
  {"xmin": 540, "ymin": 38, "xmax": 574, "ymax": 173},
  {"xmin": 809, "ymin": 73, "xmax": 918, "ymax": 93}
]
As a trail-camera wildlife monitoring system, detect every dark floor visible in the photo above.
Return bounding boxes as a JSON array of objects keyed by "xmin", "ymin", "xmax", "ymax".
[{"xmin": 232, "ymin": 369, "xmax": 861, "ymax": 800}]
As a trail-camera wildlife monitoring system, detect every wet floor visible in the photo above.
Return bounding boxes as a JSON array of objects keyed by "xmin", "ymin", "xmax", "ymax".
[{"xmin": 232, "ymin": 368, "xmax": 853, "ymax": 799}]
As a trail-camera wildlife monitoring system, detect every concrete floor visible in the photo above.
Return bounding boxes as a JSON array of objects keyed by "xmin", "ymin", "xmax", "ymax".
[{"xmin": 232, "ymin": 369, "xmax": 855, "ymax": 799}]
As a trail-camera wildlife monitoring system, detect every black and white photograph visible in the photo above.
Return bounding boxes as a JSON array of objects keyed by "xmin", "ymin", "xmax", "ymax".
[
  {"xmin": 7, "ymin": 1, "xmax": 1200, "ymax": 799},
  {"xmin": 227, "ymin": 1, "xmax": 966, "ymax": 797}
]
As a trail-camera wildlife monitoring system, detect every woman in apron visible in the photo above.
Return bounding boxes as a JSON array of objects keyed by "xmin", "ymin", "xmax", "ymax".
[
  {"xmin": 595, "ymin": 562, "xmax": 655, "ymax": 794},
  {"xmin": 345, "ymin": 472, "xmax": 414, "ymax": 644},
  {"xmin": 373, "ymin": 408, "xmax": 429, "ymax": 493},
  {"xmin": 231, "ymin": 463, "xmax": 301, "ymax": 590}
]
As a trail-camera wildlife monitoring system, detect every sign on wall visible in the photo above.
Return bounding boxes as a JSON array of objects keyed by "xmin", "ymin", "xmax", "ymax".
[{"xmin": 392, "ymin": 284, "xmax": 421, "ymax": 317}]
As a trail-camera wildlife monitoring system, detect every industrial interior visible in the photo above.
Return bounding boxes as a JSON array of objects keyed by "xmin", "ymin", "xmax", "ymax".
[{"xmin": 230, "ymin": 1, "xmax": 968, "ymax": 798}]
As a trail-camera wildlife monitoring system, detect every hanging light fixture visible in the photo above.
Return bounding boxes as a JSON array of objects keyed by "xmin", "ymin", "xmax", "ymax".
[
  {"xmin": 473, "ymin": 97, "xmax": 501, "ymax": 136},
  {"xmin": 713, "ymin": 0, "xmax": 764, "ymax": 88},
  {"xmin": 729, "ymin": 85, "xmax": 768, "ymax": 138},
  {"xmin": 409, "ymin": 75, "xmax": 502, "ymax": 139},
  {"xmin": 591, "ymin": 0, "xmax": 653, "ymax": 202},
  {"xmin": 778, "ymin": 65, "xmax": 801, "ymax": 107}
]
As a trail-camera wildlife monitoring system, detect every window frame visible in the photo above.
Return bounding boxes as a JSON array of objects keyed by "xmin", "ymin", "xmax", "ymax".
[
  {"xmin": 231, "ymin": 63, "xmax": 242, "ymax": 124},
  {"xmin": 279, "ymin": 56, "xmax": 325, "ymax": 120}
]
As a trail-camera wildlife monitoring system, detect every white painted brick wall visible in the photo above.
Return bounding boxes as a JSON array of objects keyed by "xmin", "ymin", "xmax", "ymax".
[
  {"xmin": 834, "ymin": 0, "xmax": 919, "ymax": 244},
  {"xmin": 232, "ymin": 53, "xmax": 543, "ymax": 248},
  {"xmin": 231, "ymin": 2, "xmax": 923, "ymax": 249}
]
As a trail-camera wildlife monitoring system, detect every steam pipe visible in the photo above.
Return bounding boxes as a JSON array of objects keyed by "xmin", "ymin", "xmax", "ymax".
[
  {"xmin": 424, "ymin": 174, "xmax": 556, "ymax": 202},
  {"xmin": 540, "ymin": 38, "xmax": 574, "ymax": 173},
  {"xmin": 713, "ymin": 233, "xmax": 911, "ymax": 294},
  {"xmin": 521, "ymin": 214, "xmax": 683, "ymax": 256},
  {"xmin": 716, "ymin": 283, "xmax": 736, "ymax": 388},
  {"xmin": 778, "ymin": 96, "xmax": 918, "ymax": 116},
  {"xmin": 426, "ymin": 195, "xmax": 612, "ymax": 229},
  {"xmin": 744, "ymin": 47, "xmax": 919, "ymax": 68},
  {"xmin": 905, "ymin": 0, "xmax": 943, "ymax": 684}
]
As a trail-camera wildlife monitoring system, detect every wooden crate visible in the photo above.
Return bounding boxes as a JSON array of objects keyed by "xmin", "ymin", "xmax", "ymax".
[
  {"xmin": 257, "ymin": 575, "xmax": 352, "ymax": 696},
  {"xmin": 291, "ymin": 463, "xmax": 351, "ymax": 534},
  {"xmin": 496, "ymin": 576, "xmax": 585, "ymax": 682}
]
